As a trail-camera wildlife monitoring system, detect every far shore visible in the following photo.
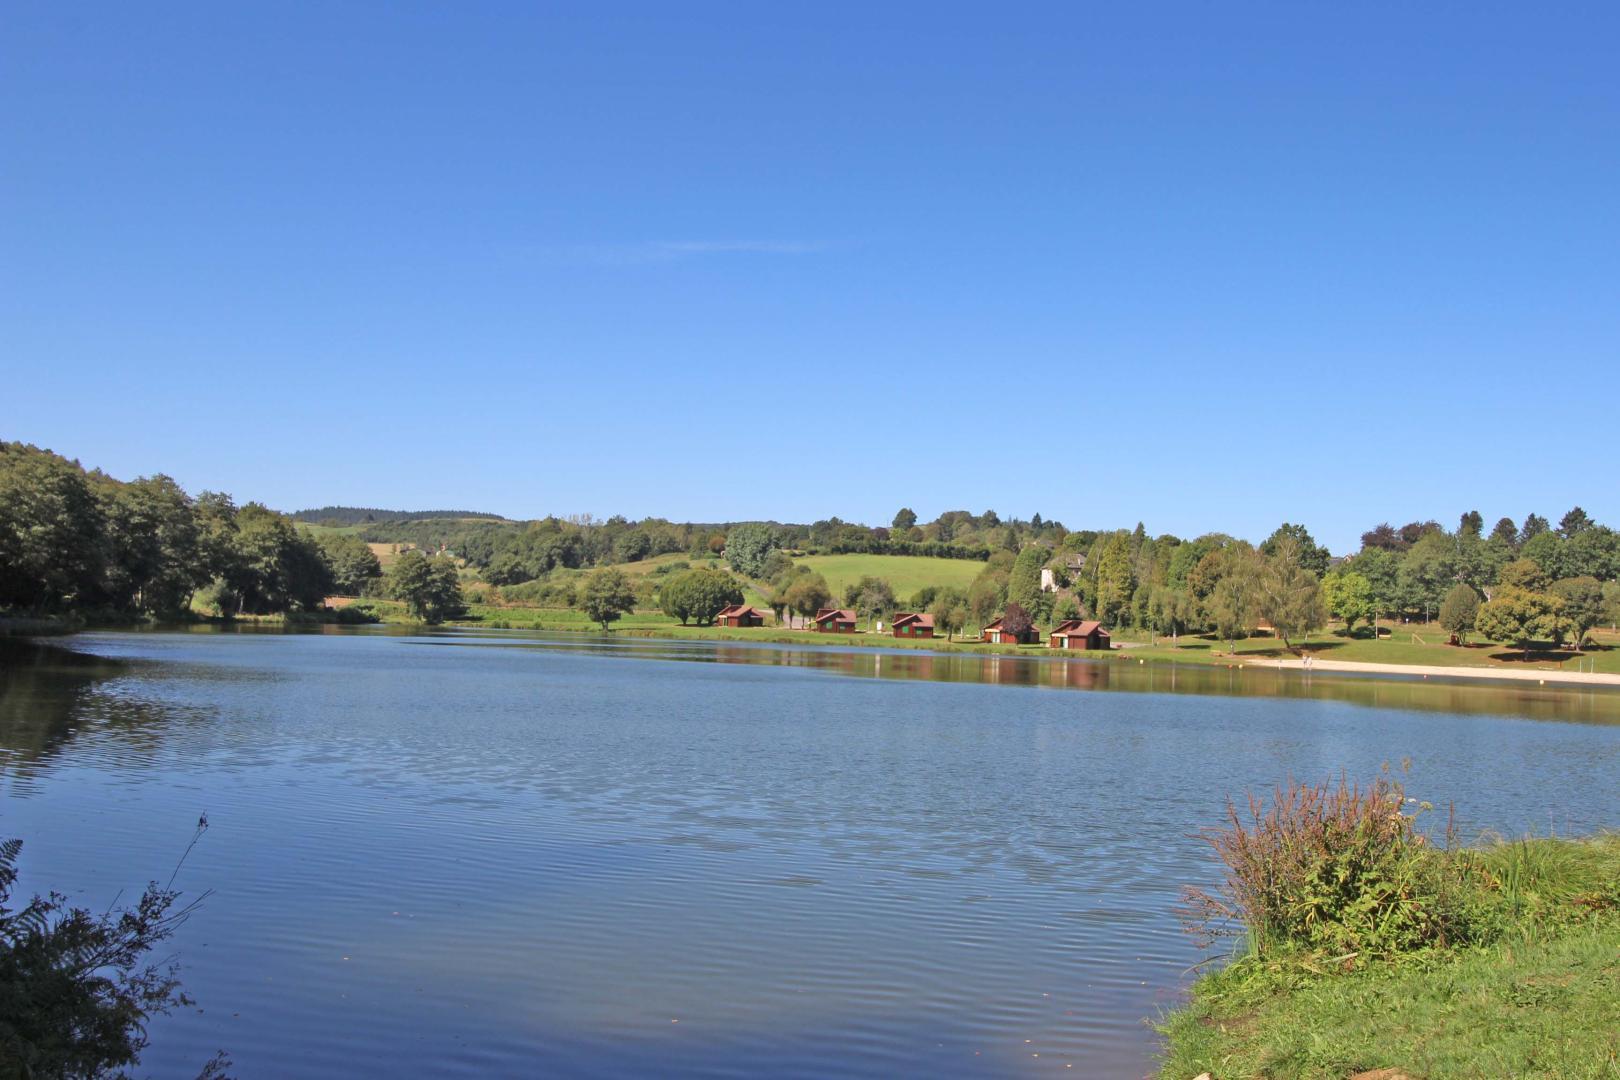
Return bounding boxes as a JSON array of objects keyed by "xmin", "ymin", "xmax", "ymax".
[{"xmin": 1241, "ymin": 654, "xmax": 1620, "ymax": 688}]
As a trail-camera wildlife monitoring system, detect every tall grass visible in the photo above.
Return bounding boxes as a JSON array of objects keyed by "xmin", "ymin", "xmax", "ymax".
[{"xmin": 1185, "ymin": 776, "xmax": 1620, "ymax": 964}]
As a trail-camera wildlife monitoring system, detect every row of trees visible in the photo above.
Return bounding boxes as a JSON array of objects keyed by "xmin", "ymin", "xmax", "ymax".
[{"xmin": 0, "ymin": 442, "xmax": 386, "ymax": 617}]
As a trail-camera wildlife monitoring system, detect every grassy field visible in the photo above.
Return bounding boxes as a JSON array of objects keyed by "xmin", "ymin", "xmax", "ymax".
[
  {"xmin": 792, "ymin": 553, "xmax": 985, "ymax": 601},
  {"xmin": 1159, "ymin": 834, "xmax": 1620, "ymax": 1078}
]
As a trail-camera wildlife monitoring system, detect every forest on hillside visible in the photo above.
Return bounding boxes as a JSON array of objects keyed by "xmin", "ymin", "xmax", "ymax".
[{"xmin": 4, "ymin": 442, "xmax": 1618, "ymax": 649}]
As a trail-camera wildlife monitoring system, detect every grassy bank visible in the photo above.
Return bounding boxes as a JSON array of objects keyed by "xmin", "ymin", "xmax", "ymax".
[{"xmin": 1159, "ymin": 780, "xmax": 1620, "ymax": 1079}]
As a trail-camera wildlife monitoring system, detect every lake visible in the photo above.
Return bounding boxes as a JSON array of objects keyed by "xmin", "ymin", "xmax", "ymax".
[{"xmin": 3, "ymin": 629, "xmax": 1618, "ymax": 1077}]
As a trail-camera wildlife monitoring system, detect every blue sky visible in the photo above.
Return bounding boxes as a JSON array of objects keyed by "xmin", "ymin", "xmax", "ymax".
[{"xmin": 4, "ymin": 3, "xmax": 1616, "ymax": 552}]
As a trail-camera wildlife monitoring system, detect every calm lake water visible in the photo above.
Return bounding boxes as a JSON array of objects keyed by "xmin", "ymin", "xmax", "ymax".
[{"xmin": 3, "ymin": 629, "xmax": 1618, "ymax": 1078}]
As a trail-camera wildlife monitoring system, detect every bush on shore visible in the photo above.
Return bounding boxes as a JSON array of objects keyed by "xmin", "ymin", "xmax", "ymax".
[{"xmin": 1163, "ymin": 776, "xmax": 1620, "ymax": 1078}]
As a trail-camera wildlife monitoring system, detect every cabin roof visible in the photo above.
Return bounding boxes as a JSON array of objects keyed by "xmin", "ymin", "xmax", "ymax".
[{"xmin": 892, "ymin": 612, "xmax": 934, "ymax": 629}]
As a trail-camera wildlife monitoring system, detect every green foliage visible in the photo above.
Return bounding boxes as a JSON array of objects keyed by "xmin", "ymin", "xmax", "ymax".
[
  {"xmin": 657, "ymin": 568, "xmax": 744, "ymax": 626},
  {"xmin": 0, "ymin": 831, "xmax": 227, "ymax": 1079},
  {"xmin": 316, "ymin": 533, "xmax": 382, "ymax": 596},
  {"xmin": 1093, "ymin": 533, "xmax": 1135, "ymax": 627},
  {"xmin": 1474, "ymin": 587, "xmax": 1571, "ymax": 657},
  {"xmin": 1496, "ymin": 556, "xmax": 1548, "ymax": 592},
  {"xmin": 1260, "ymin": 522, "xmax": 1330, "ymax": 576},
  {"xmin": 1258, "ymin": 537, "xmax": 1327, "ymax": 647},
  {"xmin": 926, "ymin": 586, "xmax": 969, "ymax": 640},
  {"xmin": 1396, "ymin": 530, "xmax": 1456, "ymax": 621},
  {"xmin": 577, "ymin": 567, "xmax": 637, "ymax": 630},
  {"xmin": 891, "ymin": 507, "xmax": 917, "ymax": 531},
  {"xmin": 1549, "ymin": 575, "xmax": 1605, "ymax": 647},
  {"xmin": 1051, "ymin": 593, "xmax": 1082, "ymax": 624},
  {"xmin": 1184, "ymin": 776, "xmax": 1481, "ymax": 960},
  {"xmin": 843, "ymin": 575, "xmax": 895, "ymax": 625},
  {"xmin": 388, "ymin": 550, "xmax": 466, "ymax": 624},
  {"xmin": 723, "ymin": 523, "xmax": 780, "ymax": 579},
  {"xmin": 1437, "ymin": 582, "xmax": 1480, "ymax": 643},
  {"xmin": 1162, "ymin": 831, "xmax": 1620, "ymax": 1080},
  {"xmin": 1006, "ymin": 545, "xmax": 1046, "ymax": 612},
  {"xmin": 1321, "ymin": 569, "xmax": 1373, "ymax": 634},
  {"xmin": 782, "ymin": 573, "xmax": 831, "ymax": 621}
]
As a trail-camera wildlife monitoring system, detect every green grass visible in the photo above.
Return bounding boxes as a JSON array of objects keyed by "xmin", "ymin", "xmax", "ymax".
[
  {"xmin": 792, "ymin": 553, "xmax": 985, "ymax": 602},
  {"xmin": 1159, "ymin": 835, "xmax": 1620, "ymax": 1079}
]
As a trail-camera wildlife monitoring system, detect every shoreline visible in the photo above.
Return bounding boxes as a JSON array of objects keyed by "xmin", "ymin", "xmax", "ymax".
[{"xmin": 1242, "ymin": 654, "xmax": 1620, "ymax": 688}]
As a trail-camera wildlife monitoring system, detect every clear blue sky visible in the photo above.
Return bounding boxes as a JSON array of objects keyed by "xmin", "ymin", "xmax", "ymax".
[{"xmin": 5, "ymin": 3, "xmax": 1616, "ymax": 553}]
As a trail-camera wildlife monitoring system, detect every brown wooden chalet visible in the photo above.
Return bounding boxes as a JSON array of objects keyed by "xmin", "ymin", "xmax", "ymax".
[
  {"xmin": 890, "ymin": 612, "xmax": 934, "ymax": 638},
  {"xmin": 715, "ymin": 604, "xmax": 766, "ymax": 628},
  {"xmin": 1050, "ymin": 619, "xmax": 1110, "ymax": 650},
  {"xmin": 813, "ymin": 607, "xmax": 858, "ymax": 633},
  {"xmin": 981, "ymin": 615, "xmax": 1040, "ymax": 645}
]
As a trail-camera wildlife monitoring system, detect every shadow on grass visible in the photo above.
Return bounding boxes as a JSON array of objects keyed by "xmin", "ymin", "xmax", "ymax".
[{"xmin": 1485, "ymin": 648, "xmax": 1579, "ymax": 664}]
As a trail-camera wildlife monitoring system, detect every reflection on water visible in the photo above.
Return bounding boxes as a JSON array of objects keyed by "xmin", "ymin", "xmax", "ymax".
[
  {"xmin": 2, "ymin": 630, "xmax": 1617, "ymax": 1078},
  {"xmin": 435, "ymin": 630, "xmax": 1620, "ymax": 725}
]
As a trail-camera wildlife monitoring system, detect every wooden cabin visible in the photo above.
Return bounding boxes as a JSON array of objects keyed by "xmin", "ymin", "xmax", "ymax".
[
  {"xmin": 714, "ymin": 604, "xmax": 766, "ymax": 628},
  {"xmin": 1050, "ymin": 619, "xmax": 1110, "ymax": 650},
  {"xmin": 813, "ymin": 607, "xmax": 858, "ymax": 633},
  {"xmin": 981, "ymin": 615, "xmax": 1040, "ymax": 645},
  {"xmin": 890, "ymin": 612, "xmax": 935, "ymax": 638}
]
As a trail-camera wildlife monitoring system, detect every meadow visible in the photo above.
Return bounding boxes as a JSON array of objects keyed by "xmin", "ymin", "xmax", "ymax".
[{"xmin": 789, "ymin": 553, "xmax": 985, "ymax": 601}]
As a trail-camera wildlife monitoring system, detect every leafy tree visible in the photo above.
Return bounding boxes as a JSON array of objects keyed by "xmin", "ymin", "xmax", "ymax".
[
  {"xmin": 1007, "ymin": 545, "xmax": 1046, "ymax": 611},
  {"xmin": 891, "ymin": 507, "xmax": 918, "ymax": 531},
  {"xmin": 1051, "ymin": 593, "xmax": 1082, "ymax": 624},
  {"xmin": 1360, "ymin": 523, "xmax": 1405, "ymax": 552},
  {"xmin": 1207, "ymin": 573, "xmax": 1256, "ymax": 653},
  {"xmin": 578, "ymin": 567, "xmax": 636, "ymax": 630},
  {"xmin": 845, "ymin": 576, "xmax": 895, "ymax": 628},
  {"xmin": 1397, "ymin": 531, "xmax": 1455, "ymax": 623},
  {"xmin": 1321, "ymin": 569, "xmax": 1374, "ymax": 635},
  {"xmin": 1603, "ymin": 581, "xmax": 1620, "ymax": 631},
  {"xmin": 1093, "ymin": 533, "xmax": 1135, "ymax": 626},
  {"xmin": 1475, "ymin": 587, "xmax": 1571, "ymax": 659},
  {"xmin": 1147, "ymin": 587, "xmax": 1195, "ymax": 642},
  {"xmin": 389, "ymin": 550, "xmax": 466, "ymax": 624},
  {"xmin": 1497, "ymin": 557, "xmax": 1549, "ymax": 593},
  {"xmin": 659, "ymin": 568, "xmax": 743, "ymax": 625},
  {"xmin": 0, "ymin": 830, "xmax": 227, "ymax": 1080},
  {"xmin": 1519, "ymin": 530, "xmax": 1567, "ymax": 580},
  {"xmin": 1438, "ymin": 583, "xmax": 1481, "ymax": 644},
  {"xmin": 1000, "ymin": 602, "xmax": 1033, "ymax": 638},
  {"xmin": 1458, "ymin": 510, "xmax": 1484, "ymax": 539},
  {"xmin": 1550, "ymin": 576, "xmax": 1604, "ymax": 649},
  {"xmin": 97, "ymin": 474, "xmax": 207, "ymax": 614},
  {"xmin": 0, "ymin": 443, "xmax": 104, "ymax": 610},
  {"xmin": 967, "ymin": 573, "xmax": 1005, "ymax": 632},
  {"xmin": 317, "ymin": 533, "xmax": 383, "ymax": 596},
  {"xmin": 1488, "ymin": 516, "xmax": 1519, "ymax": 545},
  {"xmin": 1260, "ymin": 523, "xmax": 1329, "ymax": 576},
  {"xmin": 783, "ymin": 572, "xmax": 832, "ymax": 625},
  {"xmin": 723, "ymin": 523, "xmax": 779, "ymax": 579},
  {"xmin": 1257, "ymin": 538, "xmax": 1327, "ymax": 649},
  {"xmin": 1558, "ymin": 506, "xmax": 1592, "ymax": 538},
  {"xmin": 927, "ymin": 587, "xmax": 969, "ymax": 641},
  {"xmin": 1519, "ymin": 513, "xmax": 1550, "ymax": 544}
]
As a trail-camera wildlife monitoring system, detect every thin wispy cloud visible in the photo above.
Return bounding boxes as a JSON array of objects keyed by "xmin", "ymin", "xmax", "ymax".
[{"xmin": 566, "ymin": 240, "xmax": 832, "ymax": 266}]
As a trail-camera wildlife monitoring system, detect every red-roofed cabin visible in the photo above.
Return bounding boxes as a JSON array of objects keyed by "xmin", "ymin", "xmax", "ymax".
[
  {"xmin": 813, "ymin": 608, "xmax": 858, "ymax": 633},
  {"xmin": 1050, "ymin": 619, "xmax": 1110, "ymax": 650},
  {"xmin": 715, "ymin": 604, "xmax": 766, "ymax": 628},
  {"xmin": 981, "ymin": 615, "xmax": 1040, "ymax": 645},
  {"xmin": 891, "ymin": 612, "xmax": 934, "ymax": 638}
]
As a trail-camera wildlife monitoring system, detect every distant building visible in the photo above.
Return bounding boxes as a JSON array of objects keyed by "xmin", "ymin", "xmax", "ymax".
[
  {"xmin": 715, "ymin": 604, "xmax": 767, "ymax": 628},
  {"xmin": 813, "ymin": 608, "xmax": 858, "ymax": 633},
  {"xmin": 1050, "ymin": 619, "xmax": 1110, "ymax": 650},
  {"xmin": 981, "ymin": 615, "xmax": 1040, "ymax": 645},
  {"xmin": 890, "ymin": 612, "xmax": 935, "ymax": 638},
  {"xmin": 1040, "ymin": 554, "xmax": 1088, "ymax": 593}
]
